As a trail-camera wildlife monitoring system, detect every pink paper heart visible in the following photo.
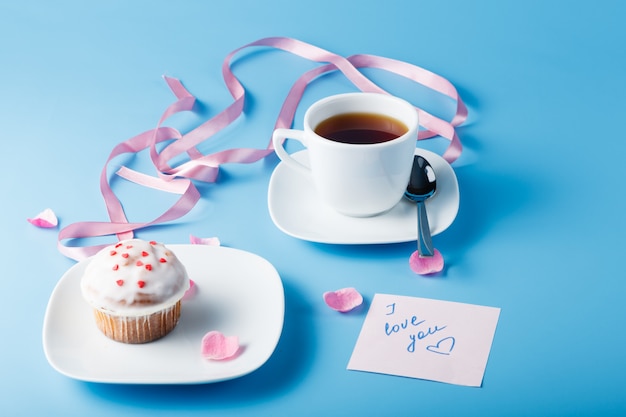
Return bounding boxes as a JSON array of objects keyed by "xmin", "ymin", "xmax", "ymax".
[
  {"xmin": 182, "ymin": 279, "xmax": 196, "ymax": 301},
  {"xmin": 189, "ymin": 234, "xmax": 221, "ymax": 246},
  {"xmin": 27, "ymin": 208, "xmax": 58, "ymax": 228},
  {"xmin": 323, "ymin": 287, "xmax": 363, "ymax": 312},
  {"xmin": 409, "ymin": 249, "xmax": 444, "ymax": 275},
  {"xmin": 201, "ymin": 331, "xmax": 240, "ymax": 360}
]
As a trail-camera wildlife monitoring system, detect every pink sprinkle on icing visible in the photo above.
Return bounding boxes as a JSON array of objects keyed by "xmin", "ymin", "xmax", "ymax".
[
  {"xmin": 145, "ymin": 264, "xmax": 153, "ymax": 271},
  {"xmin": 110, "ymin": 250, "xmax": 117, "ymax": 256},
  {"xmin": 323, "ymin": 287, "xmax": 363, "ymax": 312},
  {"xmin": 121, "ymin": 253, "xmax": 129, "ymax": 258},
  {"xmin": 136, "ymin": 260, "xmax": 144, "ymax": 267},
  {"xmin": 141, "ymin": 251, "xmax": 149, "ymax": 257},
  {"xmin": 201, "ymin": 331, "xmax": 240, "ymax": 360},
  {"xmin": 159, "ymin": 258, "xmax": 167, "ymax": 263},
  {"xmin": 126, "ymin": 245, "xmax": 133, "ymax": 249},
  {"xmin": 112, "ymin": 264, "xmax": 119, "ymax": 271},
  {"xmin": 116, "ymin": 279, "xmax": 124, "ymax": 286},
  {"xmin": 149, "ymin": 241, "xmax": 157, "ymax": 245},
  {"xmin": 115, "ymin": 243, "xmax": 123, "ymax": 248},
  {"xmin": 137, "ymin": 280, "xmax": 146, "ymax": 288},
  {"xmin": 409, "ymin": 249, "xmax": 444, "ymax": 275}
]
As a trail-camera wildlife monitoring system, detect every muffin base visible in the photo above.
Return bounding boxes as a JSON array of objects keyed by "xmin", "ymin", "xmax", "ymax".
[{"xmin": 92, "ymin": 301, "xmax": 182, "ymax": 344}]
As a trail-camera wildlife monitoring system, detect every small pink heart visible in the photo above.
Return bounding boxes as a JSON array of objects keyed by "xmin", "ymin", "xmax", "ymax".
[
  {"xmin": 323, "ymin": 287, "xmax": 363, "ymax": 312},
  {"xmin": 409, "ymin": 249, "xmax": 444, "ymax": 275},
  {"xmin": 182, "ymin": 279, "xmax": 196, "ymax": 301},
  {"xmin": 189, "ymin": 234, "xmax": 221, "ymax": 246},
  {"xmin": 201, "ymin": 331, "xmax": 239, "ymax": 360},
  {"xmin": 27, "ymin": 208, "xmax": 58, "ymax": 228}
]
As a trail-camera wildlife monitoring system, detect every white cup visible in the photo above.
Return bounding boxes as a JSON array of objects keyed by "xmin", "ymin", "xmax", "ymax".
[{"xmin": 272, "ymin": 92, "xmax": 418, "ymax": 217}]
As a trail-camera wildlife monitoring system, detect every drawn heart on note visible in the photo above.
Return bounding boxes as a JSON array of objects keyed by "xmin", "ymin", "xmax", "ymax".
[{"xmin": 426, "ymin": 336, "xmax": 455, "ymax": 355}]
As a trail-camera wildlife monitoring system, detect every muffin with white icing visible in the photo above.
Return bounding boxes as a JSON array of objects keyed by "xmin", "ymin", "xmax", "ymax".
[{"xmin": 80, "ymin": 239, "xmax": 190, "ymax": 344}]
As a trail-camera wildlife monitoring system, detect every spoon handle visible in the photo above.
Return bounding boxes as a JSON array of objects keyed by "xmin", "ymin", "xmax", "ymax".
[{"xmin": 417, "ymin": 200, "xmax": 434, "ymax": 257}]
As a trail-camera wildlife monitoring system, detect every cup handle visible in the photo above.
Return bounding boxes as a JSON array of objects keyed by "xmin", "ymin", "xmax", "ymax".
[{"xmin": 272, "ymin": 128, "xmax": 311, "ymax": 177}]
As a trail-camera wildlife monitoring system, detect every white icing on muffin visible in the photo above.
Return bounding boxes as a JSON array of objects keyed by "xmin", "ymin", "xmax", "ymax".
[{"xmin": 81, "ymin": 239, "xmax": 189, "ymax": 316}]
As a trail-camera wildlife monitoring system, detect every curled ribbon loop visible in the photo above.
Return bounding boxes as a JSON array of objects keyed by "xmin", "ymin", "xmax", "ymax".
[{"xmin": 58, "ymin": 36, "xmax": 468, "ymax": 261}]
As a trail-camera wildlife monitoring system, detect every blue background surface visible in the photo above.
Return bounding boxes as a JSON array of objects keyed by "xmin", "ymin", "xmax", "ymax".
[{"xmin": 2, "ymin": 0, "xmax": 625, "ymax": 415}]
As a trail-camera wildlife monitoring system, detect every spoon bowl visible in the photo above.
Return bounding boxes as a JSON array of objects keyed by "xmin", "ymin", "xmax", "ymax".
[{"xmin": 404, "ymin": 155, "xmax": 437, "ymax": 257}]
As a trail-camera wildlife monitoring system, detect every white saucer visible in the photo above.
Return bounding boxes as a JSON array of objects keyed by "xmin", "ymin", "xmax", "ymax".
[
  {"xmin": 268, "ymin": 148, "xmax": 459, "ymax": 244},
  {"xmin": 42, "ymin": 245, "xmax": 284, "ymax": 384}
]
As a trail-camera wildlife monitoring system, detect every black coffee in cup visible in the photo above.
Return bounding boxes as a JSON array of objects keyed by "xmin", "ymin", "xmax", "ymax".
[{"xmin": 314, "ymin": 112, "xmax": 408, "ymax": 145}]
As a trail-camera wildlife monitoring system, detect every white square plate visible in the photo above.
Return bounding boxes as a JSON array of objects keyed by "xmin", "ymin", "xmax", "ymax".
[{"xmin": 43, "ymin": 245, "xmax": 284, "ymax": 384}]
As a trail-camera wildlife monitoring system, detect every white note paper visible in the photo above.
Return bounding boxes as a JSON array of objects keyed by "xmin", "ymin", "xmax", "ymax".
[{"xmin": 347, "ymin": 293, "xmax": 501, "ymax": 387}]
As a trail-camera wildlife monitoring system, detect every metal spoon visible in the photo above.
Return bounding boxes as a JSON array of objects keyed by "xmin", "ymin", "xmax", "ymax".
[{"xmin": 405, "ymin": 155, "xmax": 437, "ymax": 257}]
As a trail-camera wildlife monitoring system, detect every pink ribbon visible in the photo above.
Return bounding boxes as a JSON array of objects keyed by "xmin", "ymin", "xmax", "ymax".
[{"xmin": 58, "ymin": 36, "xmax": 468, "ymax": 261}]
